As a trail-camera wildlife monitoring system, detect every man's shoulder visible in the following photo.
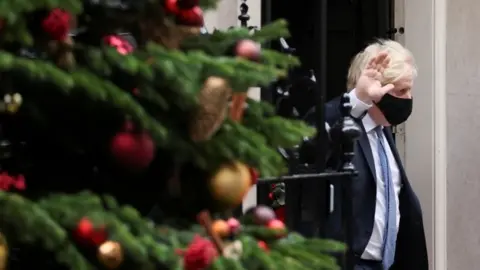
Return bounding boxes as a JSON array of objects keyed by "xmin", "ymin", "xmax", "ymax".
[{"xmin": 303, "ymin": 96, "xmax": 343, "ymax": 126}]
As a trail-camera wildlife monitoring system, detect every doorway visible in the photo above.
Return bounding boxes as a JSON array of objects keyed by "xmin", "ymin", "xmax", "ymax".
[
  {"xmin": 260, "ymin": 0, "xmax": 395, "ymax": 237},
  {"xmin": 265, "ymin": 0, "xmax": 394, "ymax": 101}
]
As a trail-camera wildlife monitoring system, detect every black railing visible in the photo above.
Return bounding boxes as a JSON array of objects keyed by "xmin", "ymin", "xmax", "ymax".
[{"xmin": 240, "ymin": 1, "xmax": 361, "ymax": 269}]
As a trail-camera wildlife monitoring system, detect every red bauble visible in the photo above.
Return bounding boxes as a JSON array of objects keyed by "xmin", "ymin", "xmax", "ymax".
[
  {"xmin": 258, "ymin": 241, "xmax": 269, "ymax": 252},
  {"xmin": 235, "ymin": 40, "xmax": 261, "ymax": 61},
  {"xmin": 110, "ymin": 123, "xmax": 155, "ymax": 171},
  {"xmin": 0, "ymin": 173, "xmax": 26, "ymax": 191},
  {"xmin": 176, "ymin": 6, "xmax": 204, "ymax": 26},
  {"xmin": 42, "ymin": 9, "xmax": 71, "ymax": 41},
  {"xmin": 164, "ymin": 0, "xmax": 179, "ymax": 14},
  {"xmin": 103, "ymin": 35, "xmax": 134, "ymax": 55},
  {"xmin": 74, "ymin": 217, "xmax": 107, "ymax": 246},
  {"xmin": 267, "ymin": 219, "xmax": 286, "ymax": 230},
  {"xmin": 267, "ymin": 219, "xmax": 287, "ymax": 238},
  {"xmin": 226, "ymin": 218, "xmax": 241, "ymax": 234},
  {"xmin": 183, "ymin": 235, "xmax": 218, "ymax": 270}
]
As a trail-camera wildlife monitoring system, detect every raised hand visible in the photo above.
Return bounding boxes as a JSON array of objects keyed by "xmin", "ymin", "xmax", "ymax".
[{"xmin": 355, "ymin": 51, "xmax": 395, "ymax": 104}]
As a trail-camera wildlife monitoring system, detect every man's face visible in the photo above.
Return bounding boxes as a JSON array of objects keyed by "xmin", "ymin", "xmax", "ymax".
[
  {"xmin": 370, "ymin": 65, "xmax": 414, "ymax": 126},
  {"xmin": 389, "ymin": 69, "xmax": 413, "ymax": 99}
]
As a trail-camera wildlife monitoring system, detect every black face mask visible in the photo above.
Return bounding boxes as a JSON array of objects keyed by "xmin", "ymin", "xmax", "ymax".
[{"xmin": 375, "ymin": 94, "xmax": 413, "ymax": 125}]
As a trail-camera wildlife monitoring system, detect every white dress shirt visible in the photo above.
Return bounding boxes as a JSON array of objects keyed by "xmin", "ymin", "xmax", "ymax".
[{"xmin": 348, "ymin": 90, "xmax": 402, "ymax": 261}]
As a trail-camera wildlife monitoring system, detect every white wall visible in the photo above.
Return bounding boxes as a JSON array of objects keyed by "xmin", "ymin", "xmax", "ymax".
[
  {"xmin": 404, "ymin": 0, "xmax": 447, "ymax": 269},
  {"xmin": 406, "ymin": 0, "xmax": 480, "ymax": 267},
  {"xmin": 443, "ymin": 0, "xmax": 480, "ymax": 268}
]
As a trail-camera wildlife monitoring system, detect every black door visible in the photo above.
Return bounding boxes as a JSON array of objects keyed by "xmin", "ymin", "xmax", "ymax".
[{"xmin": 264, "ymin": 0, "xmax": 394, "ymax": 101}]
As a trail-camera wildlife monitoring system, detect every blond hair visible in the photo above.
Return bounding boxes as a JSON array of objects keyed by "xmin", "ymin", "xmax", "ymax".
[{"xmin": 346, "ymin": 39, "xmax": 417, "ymax": 90}]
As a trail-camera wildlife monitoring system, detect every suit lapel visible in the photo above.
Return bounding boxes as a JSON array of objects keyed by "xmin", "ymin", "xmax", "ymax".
[{"xmin": 355, "ymin": 119, "xmax": 377, "ymax": 180}]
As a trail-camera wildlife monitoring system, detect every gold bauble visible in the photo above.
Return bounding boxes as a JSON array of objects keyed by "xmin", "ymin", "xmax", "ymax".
[
  {"xmin": 0, "ymin": 232, "xmax": 7, "ymax": 270},
  {"xmin": 234, "ymin": 162, "xmax": 252, "ymax": 189},
  {"xmin": 189, "ymin": 77, "xmax": 232, "ymax": 142},
  {"xmin": 97, "ymin": 241, "xmax": 123, "ymax": 269},
  {"xmin": 211, "ymin": 219, "xmax": 230, "ymax": 238},
  {"xmin": 208, "ymin": 162, "xmax": 252, "ymax": 209}
]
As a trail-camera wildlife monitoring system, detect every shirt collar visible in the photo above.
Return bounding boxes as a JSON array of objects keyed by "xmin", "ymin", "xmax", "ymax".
[{"xmin": 362, "ymin": 113, "xmax": 380, "ymax": 133}]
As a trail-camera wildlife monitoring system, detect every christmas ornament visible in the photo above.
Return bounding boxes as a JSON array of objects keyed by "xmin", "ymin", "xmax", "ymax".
[
  {"xmin": 267, "ymin": 219, "xmax": 285, "ymax": 229},
  {"xmin": 0, "ymin": 173, "xmax": 26, "ymax": 191},
  {"xmin": 235, "ymin": 39, "xmax": 261, "ymax": 61},
  {"xmin": 226, "ymin": 218, "xmax": 241, "ymax": 234},
  {"xmin": 103, "ymin": 35, "xmax": 134, "ymax": 55},
  {"xmin": 164, "ymin": 0, "xmax": 180, "ymax": 14},
  {"xmin": 230, "ymin": 93, "xmax": 247, "ymax": 122},
  {"xmin": 74, "ymin": 217, "xmax": 107, "ymax": 246},
  {"xmin": 235, "ymin": 162, "xmax": 252, "ymax": 186},
  {"xmin": 211, "ymin": 219, "xmax": 230, "ymax": 238},
  {"xmin": 164, "ymin": 0, "xmax": 203, "ymax": 26},
  {"xmin": 257, "ymin": 241, "xmax": 269, "ymax": 252},
  {"xmin": 176, "ymin": 6, "xmax": 204, "ymax": 27},
  {"xmin": 165, "ymin": 0, "xmax": 200, "ymax": 14},
  {"xmin": 181, "ymin": 235, "xmax": 218, "ymax": 270},
  {"xmin": 0, "ymin": 93, "xmax": 23, "ymax": 115},
  {"xmin": 97, "ymin": 241, "xmax": 124, "ymax": 269},
  {"xmin": 0, "ymin": 232, "xmax": 7, "ymax": 270},
  {"xmin": 222, "ymin": 240, "xmax": 243, "ymax": 260},
  {"xmin": 208, "ymin": 162, "xmax": 251, "ymax": 209},
  {"xmin": 110, "ymin": 121, "xmax": 155, "ymax": 171},
  {"xmin": 267, "ymin": 219, "xmax": 286, "ymax": 236},
  {"xmin": 189, "ymin": 77, "xmax": 232, "ymax": 142},
  {"xmin": 252, "ymin": 205, "xmax": 276, "ymax": 225},
  {"xmin": 42, "ymin": 9, "xmax": 71, "ymax": 41}
]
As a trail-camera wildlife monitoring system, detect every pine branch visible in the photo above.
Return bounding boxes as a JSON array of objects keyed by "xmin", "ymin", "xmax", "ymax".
[{"xmin": 0, "ymin": 191, "xmax": 93, "ymax": 269}]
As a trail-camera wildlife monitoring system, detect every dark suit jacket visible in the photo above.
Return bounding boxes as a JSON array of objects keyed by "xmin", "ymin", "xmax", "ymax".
[{"xmin": 306, "ymin": 96, "xmax": 429, "ymax": 270}]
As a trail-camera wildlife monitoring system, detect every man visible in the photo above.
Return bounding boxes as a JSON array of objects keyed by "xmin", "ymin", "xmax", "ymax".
[{"xmin": 322, "ymin": 39, "xmax": 428, "ymax": 270}]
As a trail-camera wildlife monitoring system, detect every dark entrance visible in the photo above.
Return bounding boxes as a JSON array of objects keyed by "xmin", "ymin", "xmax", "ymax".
[{"xmin": 264, "ymin": 0, "xmax": 395, "ymax": 101}]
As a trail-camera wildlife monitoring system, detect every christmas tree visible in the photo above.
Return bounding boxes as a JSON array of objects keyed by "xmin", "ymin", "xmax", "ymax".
[{"xmin": 0, "ymin": 0, "xmax": 344, "ymax": 269}]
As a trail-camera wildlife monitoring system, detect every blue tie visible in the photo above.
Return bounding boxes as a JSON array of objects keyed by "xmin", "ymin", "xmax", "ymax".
[{"xmin": 375, "ymin": 126, "xmax": 397, "ymax": 269}]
